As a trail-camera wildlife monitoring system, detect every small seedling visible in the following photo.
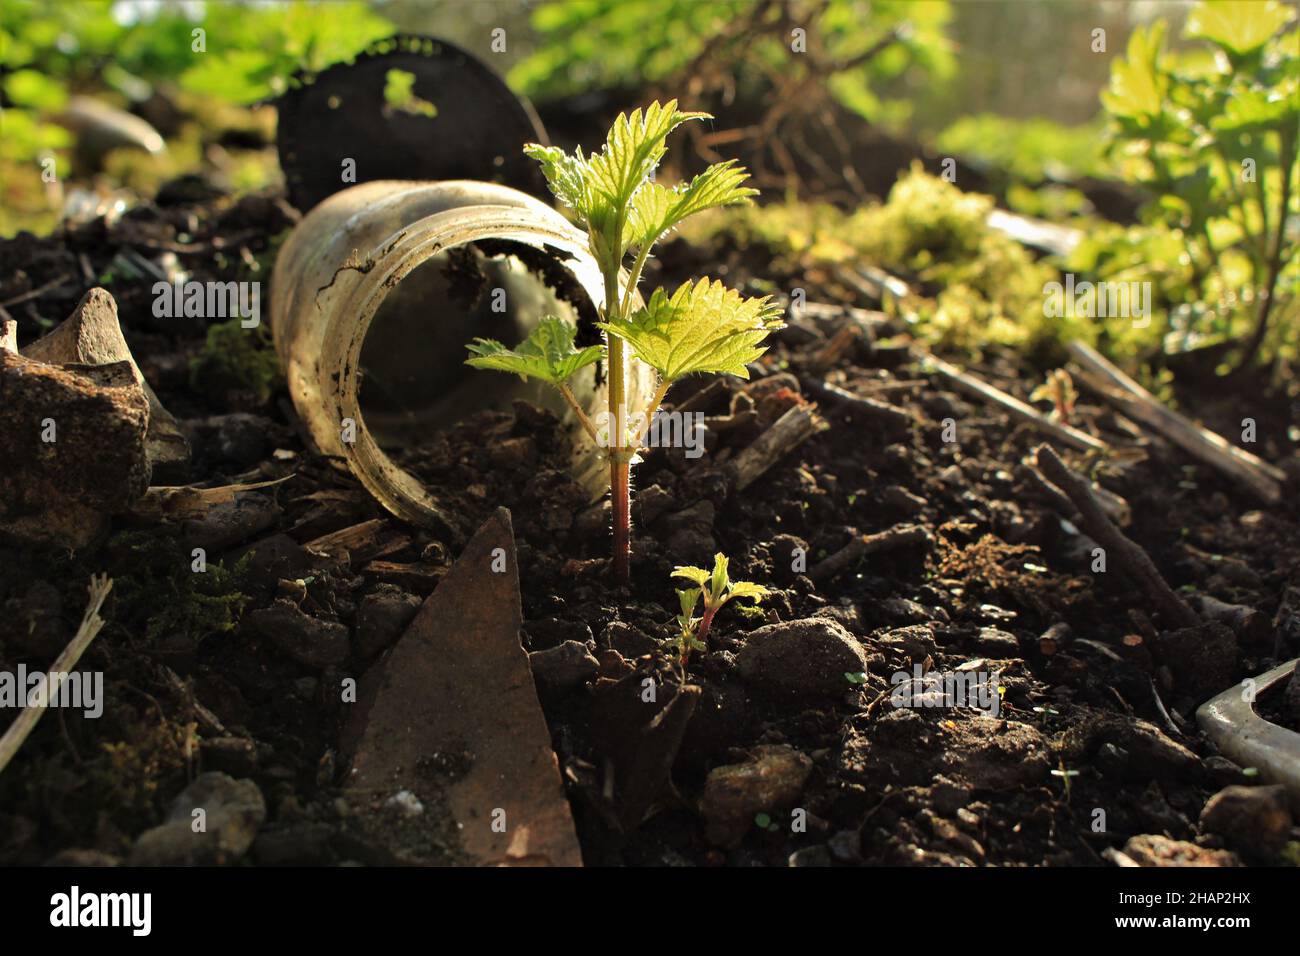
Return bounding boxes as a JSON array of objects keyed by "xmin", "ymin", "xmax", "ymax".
[
  {"xmin": 466, "ymin": 101, "xmax": 783, "ymax": 581},
  {"xmin": 671, "ymin": 552, "xmax": 769, "ymax": 667},
  {"xmin": 1029, "ymin": 367, "xmax": 1077, "ymax": 423}
]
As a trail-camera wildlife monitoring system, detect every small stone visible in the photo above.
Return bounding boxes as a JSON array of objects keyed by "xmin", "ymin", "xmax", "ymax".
[
  {"xmin": 603, "ymin": 621, "xmax": 658, "ymax": 658},
  {"xmin": 354, "ymin": 586, "xmax": 421, "ymax": 660},
  {"xmin": 528, "ymin": 640, "xmax": 598, "ymax": 700},
  {"xmin": 735, "ymin": 618, "xmax": 869, "ymax": 700},
  {"xmin": 1199, "ymin": 785, "xmax": 1292, "ymax": 859},
  {"xmin": 130, "ymin": 772, "xmax": 266, "ymax": 865},
  {"xmin": 827, "ymin": 829, "xmax": 862, "ymax": 864},
  {"xmin": 975, "ymin": 627, "xmax": 1020, "ymax": 656},
  {"xmin": 699, "ymin": 744, "xmax": 813, "ymax": 847},
  {"xmin": 488, "ymin": 436, "xmax": 538, "ymax": 468},
  {"xmin": 182, "ymin": 492, "xmax": 280, "ymax": 553},
  {"xmin": 635, "ymin": 484, "xmax": 675, "ymax": 526},
  {"xmin": 880, "ymin": 485, "xmax": 926, "ymax": 515},
  {"xmin": 930, "ymin": 777, "xmax": 972, "ymax": 815},
  {"xmin": 787, "ymin": 845, "xmax": 832, "ymax": 867},
  {"xmin": 1121, "ymin": 834, "xmax": 1239, "ymax": 867},
  {"xmin": 385, "ymin": 790, "xmax": 425, "ymax": 817},
  {"xmin": 248, "ymin": 599, "xmax": 350, "ymax": 668},
  {"xmin": 880, "ymin": 625, "xmax": 937, "ymax": 660}
]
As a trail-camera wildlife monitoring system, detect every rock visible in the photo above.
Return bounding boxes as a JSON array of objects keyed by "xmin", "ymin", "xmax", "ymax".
[
  {"xmin": 21, "ymin": 287, "xmax": 189, "ymax": 478},
  {"xmin": 635, "ymin": 484, "xmax": 675, "ymax": 527},
  {"xmin": 929, "ymin": 777, "xmax": 972, "ymax": 815},
  {"xmin": 769, "ymin": 533, "xmax": 810, "ymax": 585},
  {"xmin": 182, "ymin": 492, "xmax": 280, "ymax": 553},
  {"xmin": 788, "ymin": 845, "xmax": 833, "ymax": 867},
  {"xmin": 942, "ymin": 720, "xmax": 1051, "ymax": 790},
  {"xmin": 975, "ymin": 627, "xmax": 1021, "ymax": 656},
  {"xmin": 880, "ymin": 485, "xmax": 926, "ymax": 515},
  {"xmin": 735, "ymin": 618, "xmax": 869, "ymax": 700},
  {"xmin": 0, "ymin": 351, "xmax": 150, "ymax": 548},
  {"xmin": 812, "ymin": 603, "xmax": 865, "ymax": 634},
  {"xmin": 602, "ymin": 621, "xmax": 658, "ymax": 658},
  {"xmin": 880, "ymin": 625, "xmax": 937, "ymax": 660},
  {"xmin": 1121, "ymin": 834, "xmax": 1239, "ymax": 867},
  {"xmin": 130, "ymin": 773, "xmax": 266, "ymax": 865},
  {"xmin": 882, "ymin": 597, "xmax": 936, "ymax": 623},
  {"xmin": 827, "ymin": 829, "xmax": 863, "ymax": 864},
  {"xmin": 354, "ymin": 586, "xmax": 421, "ymax": 660},
  {"xmin": 1066, "ymin": 713, "xmax": 1203, "ymax": 783},
  {"xmin": 488, "ymin": 436, "xmax": 538, "ymax": 469},
  {"xmin": 529, "ymin": 640, "xmax": 599, "ymax": 699},
  {"xmin": 699, "ymin": 745, "xmax": 813, "ymax": 846},
  {"xmin": 1199, "ymin": 785, "xmax": 1292, "ymax": 859},
  {"xmin": 248, "ymin": 599, "xmax": 350, "ymax": 668},
  {"xmin": 200, "ymin": 736, "xmax": 259, "ymax": 777},
  {"xmin": 1153, "ymin": 622, "xmax": 1236, "ymax": 701}
]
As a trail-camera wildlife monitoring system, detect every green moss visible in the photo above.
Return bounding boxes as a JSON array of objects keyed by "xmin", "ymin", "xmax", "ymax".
[
  {"xmin": 108, "ymin": 529, "xmax": 249, "ymax": 645},
  {"xmin": 189, "ymin": 318, "xmax": 282, "ymax": 404}
]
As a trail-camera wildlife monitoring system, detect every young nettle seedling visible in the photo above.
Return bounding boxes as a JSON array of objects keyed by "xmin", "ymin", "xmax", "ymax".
[
  {"xmin": 465, "ymin": 100, "xmax": 783, "ymax": 581},
  {"xmin": 672, "ymin": 552, "xmax": 769, "ymax": 667}
]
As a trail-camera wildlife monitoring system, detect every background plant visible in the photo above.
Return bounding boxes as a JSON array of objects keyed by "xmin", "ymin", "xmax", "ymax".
[
  {"xmin": 1093, "ymin": 0, "xmax": 1298, "ymax": 374},
  {"xmin": 466, "ymin": 100, "xmax": 782, "ymax": 582}
]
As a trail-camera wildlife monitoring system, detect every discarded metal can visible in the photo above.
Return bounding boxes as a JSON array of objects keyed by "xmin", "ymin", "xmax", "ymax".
[{"xmin": 270, "ymin": 179, "xmax": 649, "ymax": 534}]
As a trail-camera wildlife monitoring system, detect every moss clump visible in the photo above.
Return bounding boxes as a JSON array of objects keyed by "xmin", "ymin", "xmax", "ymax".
[
  {"xmin": 108, "ymin": 529, "xmax": 249, "ymax": 645},
  {"xmin": 189, "ymin": 318, "xmax": 282, "ymax": 405}
]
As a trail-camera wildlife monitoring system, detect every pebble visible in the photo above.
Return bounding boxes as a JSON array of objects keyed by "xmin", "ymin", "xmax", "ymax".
[
  {"xmin": 248, "ymin": 599, "xmax": 350, "ymax": 669},
  {"xmin": 1198, "ymin": 784, "xmax": 1292, "ymax": 859},
  {"xmin": 699, "ymin": 744, "xmax": 813, "ymax": 847},
  {"xmin": 528, "ymin": 640, "xmax": 599, "ymax": 700},
  {"xmin": 735, "ymin": 618, "xmax": 869, "ymax": 700},
  {"xmin": 130, "ymin": 773, "xmax": 266, "ymax": 865}
]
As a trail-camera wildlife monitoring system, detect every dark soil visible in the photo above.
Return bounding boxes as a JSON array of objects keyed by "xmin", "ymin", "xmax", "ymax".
[{"xmin": 2, "ymin": 178, "xmax": 1298, "ymax": 868}]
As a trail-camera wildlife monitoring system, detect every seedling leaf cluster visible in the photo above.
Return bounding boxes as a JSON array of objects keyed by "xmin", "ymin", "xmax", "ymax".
[{"xmin": 466, "ymin": 100, "xmax": 784, "ymax": 580}]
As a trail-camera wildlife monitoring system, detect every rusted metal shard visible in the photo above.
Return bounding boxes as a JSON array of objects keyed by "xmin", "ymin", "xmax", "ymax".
[
  {"xmin": 341, "ymin": 508, "xmax": 583, "ymax": 866},
  {"xmin": 1197, "ymin": 658, "xmax": 1300, "ymax": 814}
]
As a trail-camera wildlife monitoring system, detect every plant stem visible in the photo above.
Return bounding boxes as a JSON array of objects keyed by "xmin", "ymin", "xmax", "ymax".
[
  {"xmin": 604, "ymin": 267, "xmax": 632, "ymax": 584},
  {"xmin": 557, "ymin": 383, "xmax": 599, "ymax": 443}
]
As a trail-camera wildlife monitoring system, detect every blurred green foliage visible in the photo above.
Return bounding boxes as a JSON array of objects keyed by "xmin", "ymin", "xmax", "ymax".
[
  {"xmin": 1083, "ymin": 0, "xmax": 1298, "ymax": 371},
  {"xmin": 511, "ymin": 0, "xmax": 953, "ymax": 129}
]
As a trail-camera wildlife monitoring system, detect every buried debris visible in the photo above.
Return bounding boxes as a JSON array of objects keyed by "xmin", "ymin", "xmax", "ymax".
[{"xmin": 340, "ymin": 508, "xmax": 582, "ymax": 865}]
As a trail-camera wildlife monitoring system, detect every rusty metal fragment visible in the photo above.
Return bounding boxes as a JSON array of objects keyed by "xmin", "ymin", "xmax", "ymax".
[{"xmin": 341, "ymin": 508, "xmax": 582, "ymax": 866}]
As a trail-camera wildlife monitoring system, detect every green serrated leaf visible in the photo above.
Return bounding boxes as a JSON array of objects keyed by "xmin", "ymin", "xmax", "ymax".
[
  {"xmin": 626, "ymin": 160, "xmax": 757, "ymax": 250},
  {"xmin": 465, "ymin": 316, "xmax": 601, "ymax": 385},
  {"xmin": 710, "ymin": 552, "xmax": 730, "ymax": 598},
  {"xmin": 671, "ymin": 565, "xmax": 711, "ymax": 587},
  {"xmin": 523, "ymin": 99, "xmax": 709, "ymax": 268},
  {"xmin": 1185, "ymin": 0, "xmax": 1293, "ymax": 57},
  {"xmin": 727, "ymin": 581, "xmax": 769, "ymax": 603},
  {"xmin": 677, "ymin": 587, "xmax": 701, "ymax": 618},
  {"xmin": 599, "ymin": 278, "xmax": 783, "ymax": 382}
]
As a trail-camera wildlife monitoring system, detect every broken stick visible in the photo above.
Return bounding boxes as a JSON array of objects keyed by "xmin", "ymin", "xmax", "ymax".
[
  {"xmin": 809, "ymin": 524, "xmax": 932, "ymax": 582},
  {"xmin": 1036, "ymin": 444, "xmax": 1198, "ymax": 630},
  {"xmin": 1067, "ymin": 340, "xmax": 1285, "ymax": 503},
  {"xmin": 914, "ymin": 348, "xmax": 1108, "ymax": 453},
  {"xmin": 725, "ymin": 404, "xmax": 828, "ymax": 492},
  {"xmin": 0, "ymin": 576, "xmax": 112, "ymax": 777},
  {"xmin": 799, "ymin": 376, "xmax": 913, "ymax": 433}
]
